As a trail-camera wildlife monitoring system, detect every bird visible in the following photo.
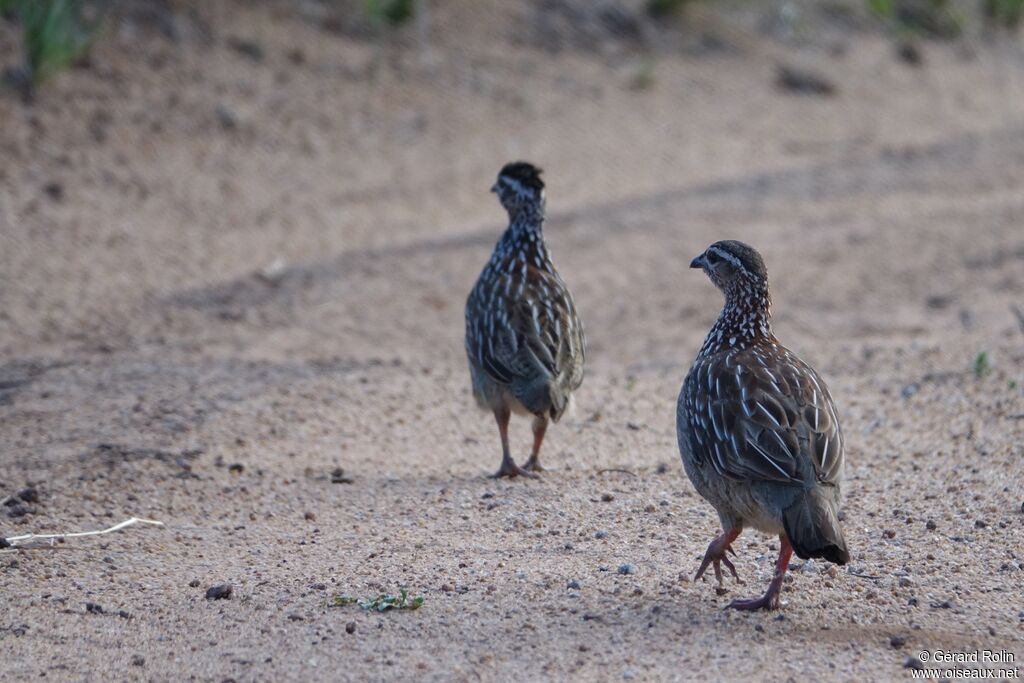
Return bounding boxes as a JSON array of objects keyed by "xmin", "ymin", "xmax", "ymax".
[
  {"xmin": 677, "ymin": 240, "xmax": 849, "ymax": 610},
  {"xmin": 464, "ymin": 161, "xmax": 585, "ymax": 478}
]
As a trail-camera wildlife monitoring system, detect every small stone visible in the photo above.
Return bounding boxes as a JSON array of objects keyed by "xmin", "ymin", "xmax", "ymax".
[
  {"xmin": 215, "ymin": 105, "xmax": 237, "ymax": 130},
  {"xmin": 896, "ymin": 41, "xmax": 922, "ymax": 66},
  {"xmin": 205, "ymin": 584, "xmax": 233, "ymax": 600},
  {"xmin": 901, "ymin": 384, "xmax": 919, "ymax": 399},
  {"xmin": 330, "ymin": 468, "xmax": 353, "ymax": 484},
  {"xmin": 345, "ymin": 622, "xmax": 356, "ymax": 634},
  {"xmin": 617, "ymin": 564, "xmax": 637, "ymax": 575},
  {"xmin": 898, "ymin": 577, "xmax": 913, "ymax": 588},
  {"xmin": 16, "ymin": 487, "xmax": 39, "ymax": 504},
  {"xmin": 85, "ymin": 602, "xmax": 103, "ymax": 614},
  {"xmin": 481, "ymin": 492, "xmax": 494, "ymax": 499},
  {"xmin": 883, "ymin": 529, "xmax": 896, "ymax": 539},
  {"xmin": 227, "ymin": 37, "xmax": 264, "ymax": 62},
  {"xmin": 655, "ymin": 463, "xmax": 669, "ymax": 474},
  {"xmin": 304, "ymin": 511, "xmax": 316, "ymax": 521},
  {"xmin": 904, "ymin": 656, "xmax": 924, "ymax": 670},
  {"xmin": 626, "ymin": 422, "xmax": 641, "ymax": 431},
  {"xmin": 228, "ymin": 463, "xmax": 244, "ymax": 474},
  {"xmin": 118, "ymin": 610, "xmax": 132, "ymax": 619},
  {"xmin": 189, "ymin": 579, "xmax": 200, "ymax": 588},
  {"xmin": 926, "ymin": 520, "xmax": 937, "ymax": 530},
  {"xmin": 776, "ymin": 65, "xmax": 836, "ymax": 96},
  {"xmin": 43, "ymin": 182, "xmax": 64, "ymax": 201},
  {"xmin": 601, "ymin": 493, "xmax": 614, "ymax": 502},
  {"xmin": 131, "ymin": 655, "xmax": 145, "ymax": 667},
  {"xmin": 890, "ymin": 635, "xmax": 907, "ymax": 649},
  {"xmin": 567, "ymin": 580, "xmax": 581, "ymax": 590},
  {"xmin": 930, "ymin": 599, "xmax": 953, "ymax": 609},
  {"xmin": 714, "ymin": 586, "xmax": 728, "ymax": 596},
  {"xmin": 974, "ymin": 519, "xmax": 988, "ymax": 529},
  {"xmin": 0, "ymin": 538, "xmax": 9, "ymax": 549},
  {"xmin": 623, "ymin": 670, "xmax": 635, "ymax": 680},
  {"xmin": 594, "ymin": 530, "xmax": 608, "ymax": 539},
  {"xmin": 644, "ymin": 504, "xmax": 656, "ymax": 513}
]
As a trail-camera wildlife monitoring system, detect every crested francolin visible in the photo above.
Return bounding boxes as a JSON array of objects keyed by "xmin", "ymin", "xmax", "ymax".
[
  {"xmin": 677, "ymin": 240, "xmax": 849, "ymax": 610},
  {"xmin": 465, "ymin": 162, "xmax": 585, "ymax": 478}
]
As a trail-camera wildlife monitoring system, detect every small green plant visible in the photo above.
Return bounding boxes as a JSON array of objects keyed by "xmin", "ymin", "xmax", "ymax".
[
  {"xmin": 983, "ymin": 0, "xmax": 1024, "ymax": 29},
  {"xmin": 366, "ymin": 0, "xmax": 415, "ymax": 27},
  {"xmin": 646, "ymin": 0, "xmax": 693, "ymax": 18},
  {"xmin": 2, "ymin": 0, "xmax": 102, "ymax": 90},
  {"xmin": 974, "ymin": 351, "xmax": 991, "ymax": 378},
  {"xmin": 331, "ymin": 589, "xmax": 424, "ymax": 612},
  {"xmin": 867, "ymin": 0, "xmax": 962, "ymax": 38}
]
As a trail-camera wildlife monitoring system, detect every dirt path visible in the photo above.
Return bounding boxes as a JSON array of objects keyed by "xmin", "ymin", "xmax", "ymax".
[{"xmin": 1, "ymin": 2, "xmax": 1023, "ymax": 681}]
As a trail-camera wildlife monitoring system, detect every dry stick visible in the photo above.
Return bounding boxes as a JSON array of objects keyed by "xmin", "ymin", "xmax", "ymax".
[
  {"xmin": 3, "ymin": 517, "xmax": 164, "ymax": 548},
  {"xmin": 596, "ymin": 468, "xmax": 636, "ymax": 477}
]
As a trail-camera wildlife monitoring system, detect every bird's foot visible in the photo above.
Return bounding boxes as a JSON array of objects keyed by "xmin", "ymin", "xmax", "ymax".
[
  {"xmin": 490, "ymin": 458, "xmax": 538, "ymax": 479},
  {"xmin": 726, "ymin": 587, "xmax": 781, "ymax": 611},
  {"xmin": 694, "ymin": 530, "xmax": 742, "ymax": 585},
  {"xmin": 522, "ymin": 456, "xmax": 544, "ymax": 473}
]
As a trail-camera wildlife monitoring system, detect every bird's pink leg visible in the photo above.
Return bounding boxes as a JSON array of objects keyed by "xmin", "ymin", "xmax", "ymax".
[
  {"xmin": 695, "ymin": 527, "xmax": 742, "ymax": 584},
  {"xmin": 490, "ymin": 407, "xmax": 537, "ymax": 479},
  {"xmin": 728, "ymin": 534, "xmax": 793, "ymax": 611},
  {"xmin": 523, "ymin": 416, "xmax": 548, "ymax": 472}
]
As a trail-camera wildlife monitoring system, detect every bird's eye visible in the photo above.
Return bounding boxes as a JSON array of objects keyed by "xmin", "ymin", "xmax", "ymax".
[{"xmin": 705, "ymin": 252, "xmax": 721, "ymax": 265}]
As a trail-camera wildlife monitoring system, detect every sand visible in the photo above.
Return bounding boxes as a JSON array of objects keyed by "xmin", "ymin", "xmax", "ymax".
[{"xmin": 1, "ymin": 1, "xmax": 1022, "ymax": 681}]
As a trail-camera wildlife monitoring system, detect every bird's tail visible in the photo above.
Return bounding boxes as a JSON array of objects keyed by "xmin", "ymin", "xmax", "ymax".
[{"xmin": 782, "ymin": 486, "xmax": 849, "ymax": 565}]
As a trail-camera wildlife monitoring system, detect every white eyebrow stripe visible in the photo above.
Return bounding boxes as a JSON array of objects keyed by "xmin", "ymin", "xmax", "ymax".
[{"xmin": 707, "ymin": 246, "xmax": 745, "ymax": 271}]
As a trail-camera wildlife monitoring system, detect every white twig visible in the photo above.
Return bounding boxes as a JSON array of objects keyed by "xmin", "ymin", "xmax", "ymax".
[{"xmin": 3, "ymin": 517, "xmax": 164, "ymax": 547}]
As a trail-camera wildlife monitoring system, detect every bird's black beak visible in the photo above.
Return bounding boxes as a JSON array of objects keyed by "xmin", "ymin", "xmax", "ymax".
[
  {"xmin": 690, "ymin": 254, "xmax": 705, "ymax": 269},
  {"xmin": 490, "ymin": 183, "xmax": 498, "ymax": 193}
]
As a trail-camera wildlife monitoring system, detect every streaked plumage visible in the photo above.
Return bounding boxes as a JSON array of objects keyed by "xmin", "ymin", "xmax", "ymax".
[
  {"xmin": 465, "ymin": 162, "xmax": 585, "ymax": 478},
  {"xmin": 677, "ymin": 240, "xmax": 849, "ymax": 610}
]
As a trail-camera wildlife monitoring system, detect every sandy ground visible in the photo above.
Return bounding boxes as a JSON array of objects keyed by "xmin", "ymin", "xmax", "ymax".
[{"xmin": 1, "ymin": 1, "xmax": 1023, "ymax": 681}]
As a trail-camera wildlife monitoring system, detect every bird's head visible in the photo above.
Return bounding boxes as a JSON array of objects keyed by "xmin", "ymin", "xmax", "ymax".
[
  {"xmin": 492, "ymin": 161, "xmax": 545, "ymax": 216},
  {"xmin": 690, "ymin": 240, "xmax": 770, "ymax": 301}
]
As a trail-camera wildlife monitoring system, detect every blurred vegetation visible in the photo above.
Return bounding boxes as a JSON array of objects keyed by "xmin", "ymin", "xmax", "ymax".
[
  {"xmin": 867, "ymin": 0, "xmax": 962, "ymax": 38},
  {"xmin": 646, "ymin": 0, "xmax": 695, "ymax": 18},
  {"xmin": 0, "ymin": 0, "xmax": 102, "ymax": 91},
  {"xmin": 365, "ymin": 0, "xmax": 415, "ymax": 27},
  {"xmin": 983, "ymin": 0, "xmax": 1024, "ymax": 28}
]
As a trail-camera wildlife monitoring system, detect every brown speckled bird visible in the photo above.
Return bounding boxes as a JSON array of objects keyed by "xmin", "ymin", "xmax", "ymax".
[
  {"xmin": 465, "ymin": 162, "xmax": 585, "ymax": 478},
  {"xmin": 677, "ymin": 240, "xmax": 849, "ymax": 610}
]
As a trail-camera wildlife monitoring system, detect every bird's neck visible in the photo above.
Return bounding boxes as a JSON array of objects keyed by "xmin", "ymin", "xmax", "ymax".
[{"xmin": 699, "ymin": 282, "xmax": 773, "ymax": 357}]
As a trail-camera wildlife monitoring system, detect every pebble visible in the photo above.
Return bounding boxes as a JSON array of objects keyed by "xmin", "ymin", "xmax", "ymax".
[
  {"xmin": 974, "ymin": 520, "xmax": 988, "ymax": 529},
  {"xmin": 345, "ymin": 622, "xmax": 356, "ymax": 634},
  {"xmin": 16, "ymin": 487, "xmax": 39, "ymax": 504},
  {"xmin": 904, "ymin": 656, "xmax": 924, "ymax": 670},
  {"xmin": 898, "ymin": 577, "xmax": 913, "ymax": 588},
  {"xmin": 890, "ymin": 635, "xmax": 907, "ymax": 649},
  {"xmin": 85, "ymin": 602, "xmax": 104, "ymax": 614},
  {"xmin": 601, "ymin": 493, "xmax": 614, "ymax": 502},
  {"xmin": 655, "ymin": 463, "xmax": 669, "ymax": 474},
  {"xmin": 594, "ymin": 530, "xmax": 608, "ymax": 539},
  {"xmin": 189, "ymin": 579, "xmax": 200, "ymax": 588},
  {"xmin": 228, "ymin": 463, "xmax": 244, "ymax": 474},
  {"xmin": 882, "ymin": 529, "xmax": 896, "ymax": 539},
  {"xmin": 926, "ymin": 520, "xmax": 937, "ymax": 530},
  {"xmin": 776, "ymin": 65, "xmax": 836, "ymax": 96},
  {"xmin": 617, "ymin": 564, "xmax": 636, "ymax": 575},
  {"xmin": 304, "ymin": 512, "xmax": 316, "ymax": 521},
  {"xmin": 567, "ymin": 580, "xmax": 581, "ymax": 590},
  {"xmin": 131, "ymin": 655, "xmax": 145, "ymax": 667},
  {"xmin": 205, "ymin": 584, "xmax": 233, "ymax": 600}
]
